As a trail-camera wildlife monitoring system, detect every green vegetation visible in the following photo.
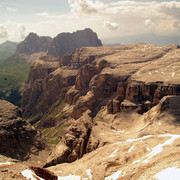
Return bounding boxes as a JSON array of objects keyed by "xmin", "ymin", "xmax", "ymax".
[
  {"xmin": 0, "ymin": 55, "xmax": 30, "ymax": 106},
  {"xmin": 34, "ymin": 102, "xmax": 71, "ymax": 144},
  {"xmin": 41, "ymin": 123, "xmax": 70, "ymax": 144},
  {"xmin": 0, "ymin": 51, "xmax": 13, "ymax": 61}
]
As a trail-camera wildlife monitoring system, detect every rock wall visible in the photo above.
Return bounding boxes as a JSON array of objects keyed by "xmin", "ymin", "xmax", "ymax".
[{"xmin": 22, "ymin": 43, "xmax": 180, "ymax": 126}]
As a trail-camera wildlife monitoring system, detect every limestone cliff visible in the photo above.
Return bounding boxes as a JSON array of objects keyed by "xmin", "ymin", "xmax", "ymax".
[
  {"xmin": 1, "ymin": 43, "xmax": 180, "ymax": 180},
  {"xmin": 22, "ymin": 43, "xmax": 180, "ymax": 125}
]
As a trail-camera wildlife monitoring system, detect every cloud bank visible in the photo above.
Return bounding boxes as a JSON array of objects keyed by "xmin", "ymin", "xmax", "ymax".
[
  {"xmin": 0, "ymin": 25, "xmax": 8, "ymax": 39},
  {"xmin": 67, "ymin": 0, "xmax": 180, "ymax": 35},
  {"xmin": 1, "ymin": 0, "xmax": 180, "ymax": 45}
]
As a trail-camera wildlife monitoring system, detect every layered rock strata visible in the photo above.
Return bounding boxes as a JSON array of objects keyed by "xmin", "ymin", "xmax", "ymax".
[{"xmin": 22, "ymin": 43, "xmax": 180, "ymax": 125}]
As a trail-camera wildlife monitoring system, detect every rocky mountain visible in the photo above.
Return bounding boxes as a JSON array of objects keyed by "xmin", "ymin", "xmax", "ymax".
[
  {"xmin": 0, "ymin": 96, "xmax": 179, "ymax": 179},
  {"xmin": 0, "ymin": 100, "xmax": 50, "ymax": 162},
  {"xmin": 48, "ymin": 28, "xmax": 103, "ymax": 57},
  {"xmin": 16, "ymin": 28, "xmax": 102, "ymax": 58},
  {"xmin": 22, "ymin": 43, "xmax": 180, "ymax": 122},
  {"xmin": 0, "ymin": 43, "xmax": 180, "ymax": 179},
  {"xmin": 16, "ymin": 33, "xmax": 52, "ymax": 55}
]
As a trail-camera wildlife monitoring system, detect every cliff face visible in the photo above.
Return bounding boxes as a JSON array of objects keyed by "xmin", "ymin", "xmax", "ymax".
[
  {"xmin": 22, "ymin": 43, "xmax": 180, "ymax": 124},
  {"xmin": 48, "ymin": 28, "xmax": 102, "ymax": 57},
  {"xmin": 1, "ymin": 44, "xmax": 180, "ymax": 180},
  {"xmin": 16, "ymin": 33, "xmax": 52, "ymax": 55}
]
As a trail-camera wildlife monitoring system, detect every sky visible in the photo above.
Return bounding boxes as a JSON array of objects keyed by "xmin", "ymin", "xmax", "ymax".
[{"xmin": 0, "ymin": 0, "xmax": 180, "ymax": 45}]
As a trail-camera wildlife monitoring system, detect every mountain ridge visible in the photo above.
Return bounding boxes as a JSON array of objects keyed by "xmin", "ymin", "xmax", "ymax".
[{"xmin": 16, "ymin": 28, "xmax": 103, "ymax": 58}]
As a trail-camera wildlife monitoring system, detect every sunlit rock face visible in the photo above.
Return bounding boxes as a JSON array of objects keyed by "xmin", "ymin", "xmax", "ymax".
[
  {"xmin": 22, "ymin": 43, "xmax": 180, "ymax": 122},
  {"xmin": 1, "ymin": 43, "xmax": 180, "ymax": 180}
]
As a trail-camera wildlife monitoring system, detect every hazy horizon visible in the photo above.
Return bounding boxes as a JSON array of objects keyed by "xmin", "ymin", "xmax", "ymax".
[{"xmin": 0, "ymin": 0, "xmax": 180, "ymax": 45}]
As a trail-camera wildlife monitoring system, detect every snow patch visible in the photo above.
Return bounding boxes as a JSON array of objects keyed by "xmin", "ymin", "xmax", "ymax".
[
  {"xmin": 153, "ymin": 167, "xmax": 180, "ymax": 180},
  {"xmin": 21, "ymin": 169, "xmax": 44, "ymax": 180},
  {"xmin": 105, "ymin": 170, "xmax": 122, "ymax": 180},
  {"xmin": 147, "ymin": 147, "xmax": 151, "ymax": 151},
  {"xmin": 56, "ymin": 171, "xmax": 63, "ymax": 173},
  {"xmin": 117, "ymin": 130, "xmax": 124, "ymax": 133},
  {"xmin": 128, "ymin": 145, "xmax": 135, "ymax": 153},
  {"xmin": 100, "ymin": 133, "xmax": 105, "ymax": 135},
  {"xmin": 108, "ymin": 148, "xmax": 119, "ymax": 158},
  {"xmin": 0, "ymin": 162, "xmax": 13, "ymax": 166},
  {"xmin": 159, "ymin": 122, "xmax": 161, "ymax": 126},
  {"xmin": 172, "ymin": 72, "xmax": 175, "ymax": 77},
  {"xmin": 131, "ymin": 160, "xmax": 141, "ymax": 165},
  {"xmin": 58, "ymin": 174, "xmax": 81, "ymax": 180},
  {"xmin": 143, "ymin": 134, "xmax": 180, "ymax": 163},
  {"xmin": 148, "ymin": 72, "xmax": 152, "ymax": 75},
  {"xmin": 126, "ymin": 135, "xmax": 153, "ymax": 143},
  {"xmin": 86, "ymin": 169, "xmax": 92, "ymax": 179},
  {"xmin": 122, "ymin": 172, "xmax": 126, "ymax": 177}
]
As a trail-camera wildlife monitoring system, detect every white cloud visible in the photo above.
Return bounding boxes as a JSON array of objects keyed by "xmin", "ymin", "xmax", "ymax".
[
  {"xmin": 18, "ymin": 24, "xmax": 28, "ymax": 39},
  {"xmin": 0, "ymin": 21, "xmax": 30, "ymax": 43},
  {"xmin": 36, "ymin": 12, "xmax": 49, "ymax": 16},
  {"xmin": 68, "ymin": 0, "xmax": 106, "ymax": 15},
  {"xmin": 66, "ymin": 0, "xmax": 180, "ymax": 37},
  {"xmin": 7, "ymin": 7, "xmax": 18, "ymax": 12},
  {"xmin": 104, "ymin": 21, "xmax": 118, "ymax": 30},
  {"xmin": 144, "ymin": 19, "xmax": 154, "ymax": 30},
  {"xmin": 0, "ymin": 25, "xmax": 8, "ymax": 39}
]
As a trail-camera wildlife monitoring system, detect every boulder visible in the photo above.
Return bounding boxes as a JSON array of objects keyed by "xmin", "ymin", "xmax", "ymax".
[{"xmin": 0, "ymin": 100, "xmax": 47, "ymax": 160}]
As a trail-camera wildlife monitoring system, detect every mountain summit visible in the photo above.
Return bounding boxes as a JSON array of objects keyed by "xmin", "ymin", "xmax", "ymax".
[
  {"xmin": 48, "ymin": 28, "xmax": 103, "ymax": 57},
  {"xmin": 16, "ymin": 28, "xmax": 103, "ymax": 57},
  {"xmin": 16, "ymin": 33, "xmax": 52, "ymax": 55}
]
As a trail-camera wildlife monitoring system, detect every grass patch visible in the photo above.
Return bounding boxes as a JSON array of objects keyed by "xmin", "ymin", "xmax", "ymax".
[
  {"xmin": 27, "ymin": 113, "xmax": 41, "ymax": 125},
  {"xmin": 0, "ymin": 55, "xmax": 30, "ymax": 106},
  {"xmin": 41, "ymin": 123, "xmax": 70, "ymax": 145}
]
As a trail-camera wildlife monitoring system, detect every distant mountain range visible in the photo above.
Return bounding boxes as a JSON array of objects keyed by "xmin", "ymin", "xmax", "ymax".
[
  {"xmin": 0, "ymin": 41, "xmax": 19, "ymax": 60},
  {"xmin": 16, "ymin": 28, "xmax": 103, "ymax": 57},
  {"xmin": 0, "ymin": 41, "xmax": 18, "ymax": 53}
]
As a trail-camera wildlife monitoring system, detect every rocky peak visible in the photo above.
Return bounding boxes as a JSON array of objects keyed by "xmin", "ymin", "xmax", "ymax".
[
  {"xmin": 16, "ymin": 32, "xmax": 52, "ymax": 55},
  {"xmin": 47, "ymin": 28, "xmax": 103, "ymax": 57}
]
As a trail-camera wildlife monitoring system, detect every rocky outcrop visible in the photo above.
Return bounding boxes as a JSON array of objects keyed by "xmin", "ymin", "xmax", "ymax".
[
  {"xmin": 0, "ymin": 100, "xmax": 47, "ymax": 160},
  {"xmin": 108, "ymin": 82, "xmax": 180, "ymax": 114},
  {"xmin": 1, "ymin": 96, "xmax": 180, "ymax": 180},
  {"xmin": 44, "ymin": 95, "xmax": 180, "ymax": 180},
  {"xmin": 16, "ymin": 32, "xmax": 52, "ymax": 55},
  {"xmin": 22, "ymin": 43, "xmax": 180, "ymax": 126},
  {"xmin": 44, "ymin": 111, "xmax": 95, "ymax": 167},
  {"xmin": 48, "ymin": 28, "xmax": 103, "ymax": 57}
]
